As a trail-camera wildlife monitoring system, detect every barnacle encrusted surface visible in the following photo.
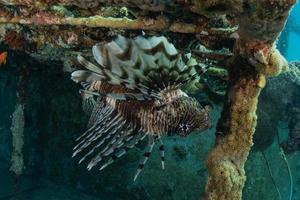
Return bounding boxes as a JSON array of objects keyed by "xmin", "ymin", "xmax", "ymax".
[{"xmin": 67, "ymin": 0, "xmax": 169, "ymax": 10}]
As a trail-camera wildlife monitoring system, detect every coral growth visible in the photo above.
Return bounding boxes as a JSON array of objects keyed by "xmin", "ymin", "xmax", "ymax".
[
  {"xmin": 3, "ymin": 30, "xmax": 36, "ymax": 51},
  {"xmin": 281, "ymin": 107, "xmax": 300, "ymax": 154},
  {"xmin": 203, "ymin": 0, "xmax": 295, "ymax": 199},
  {"xmin": 280, "ymin": 63, "xmax": 300, "ymax": 154},
  {"xmin": 286, "ymin": 62, "xmax": 300, "ymax": 86}
]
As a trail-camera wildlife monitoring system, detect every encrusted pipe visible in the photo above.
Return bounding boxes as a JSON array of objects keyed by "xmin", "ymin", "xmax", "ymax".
[
  {"xmin": 0, "ymin": 0, "xmax": 240, "ymax": 13},
  {"xmin": 204, "ymin": 64, "xmax": 267, "ymax": 199},
  {"xmin": 202, "ymin": 0, "xmax": 295, "ymax": 199},
  {"xmin": 0, "ymin": 11, "xmax": 236, "ymax": 35}
]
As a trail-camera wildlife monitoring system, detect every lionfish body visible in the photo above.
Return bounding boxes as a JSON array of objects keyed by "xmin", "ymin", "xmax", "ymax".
[{"xmin": 71, "ymin": 35, "xmax": 211, "ymax": 180}]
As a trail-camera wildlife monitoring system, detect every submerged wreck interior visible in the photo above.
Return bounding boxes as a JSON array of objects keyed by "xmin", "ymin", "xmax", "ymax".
[{"xmin": 0, "ymin": 0, "xmax": 300, "ymax": 200}]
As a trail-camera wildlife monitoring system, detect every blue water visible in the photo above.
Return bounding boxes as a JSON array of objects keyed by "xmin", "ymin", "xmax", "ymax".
[{"xmin": 280, "ymin": 2, "xmax": 300, "ymax": 61}]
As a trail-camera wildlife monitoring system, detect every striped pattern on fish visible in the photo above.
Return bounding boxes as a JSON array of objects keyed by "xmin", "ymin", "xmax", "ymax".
[{"xmin": 71, "ymin": 35, "xmax": 211, "ymax": 181}]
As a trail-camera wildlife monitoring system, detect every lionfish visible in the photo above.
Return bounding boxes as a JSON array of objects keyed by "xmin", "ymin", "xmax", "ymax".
[{"xmin": 71, "ymin": 35, "xmax": 211, "ymax": 181}]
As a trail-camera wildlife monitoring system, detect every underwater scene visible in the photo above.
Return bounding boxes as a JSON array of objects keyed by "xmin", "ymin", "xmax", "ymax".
[{"xmin": 0, "ymin": 1, "xmax": 299, "ymax": 200}]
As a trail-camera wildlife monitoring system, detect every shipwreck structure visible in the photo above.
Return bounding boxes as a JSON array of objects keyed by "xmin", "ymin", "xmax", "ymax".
[{"xmin": 0, "ymin": 0, "xmax": 296, "ymax": 199}]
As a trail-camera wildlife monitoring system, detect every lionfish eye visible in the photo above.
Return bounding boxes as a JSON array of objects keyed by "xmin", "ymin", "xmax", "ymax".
[{"xmin": 179, "ymin": 123, "xmax": 191, "ymax": 136}]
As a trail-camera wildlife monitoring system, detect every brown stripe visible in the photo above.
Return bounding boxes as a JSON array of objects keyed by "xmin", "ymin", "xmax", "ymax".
[
  {"xmin": 139, "ymin": 164, "xmax": 145, "ymax": 169},
  {"xmin": 159, "ymin": 145, "xmax": 164, "ymax": 151},
  {"xmin": 144, "ymin": 152, "xmax": 151, "ymax": 157}
]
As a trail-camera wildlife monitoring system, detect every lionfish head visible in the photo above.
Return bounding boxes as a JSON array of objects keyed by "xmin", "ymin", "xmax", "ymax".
[{"xmin": 174, "ymin": 97, "xmax": 211, "ymax": 137}]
